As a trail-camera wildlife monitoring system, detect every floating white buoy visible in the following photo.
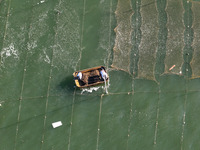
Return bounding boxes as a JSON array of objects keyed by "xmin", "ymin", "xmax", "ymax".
[{"xmin": 52, "ymin": 121, "xmax": 62, "ymax": 128}]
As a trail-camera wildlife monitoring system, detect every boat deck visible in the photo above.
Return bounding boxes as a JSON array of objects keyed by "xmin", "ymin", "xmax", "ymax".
[{"xmin": 73, "ymin": 66, "xmax": 108, "ymax": 88}]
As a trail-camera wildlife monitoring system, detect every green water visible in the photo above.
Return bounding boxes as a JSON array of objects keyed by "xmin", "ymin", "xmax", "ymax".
[{"xmin": 1, "ymin": 0, "xmax": 200, "ymax": 150}]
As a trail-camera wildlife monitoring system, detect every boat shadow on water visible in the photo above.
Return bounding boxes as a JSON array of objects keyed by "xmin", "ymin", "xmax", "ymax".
[{"xmin": 59, "ymin": 75, "xmax": 75, "ymax": 92}]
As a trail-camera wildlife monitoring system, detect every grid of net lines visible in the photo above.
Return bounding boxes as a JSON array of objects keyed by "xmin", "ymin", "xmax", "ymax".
[{"xmin": 1, "ymin": 0, "xmax": 200, "ymax": 150}]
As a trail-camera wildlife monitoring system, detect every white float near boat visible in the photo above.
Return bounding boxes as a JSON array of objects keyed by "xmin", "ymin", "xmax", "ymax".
[{"xmin": 52, "ymin": 121, "xmax": 62, "ymax": 128}]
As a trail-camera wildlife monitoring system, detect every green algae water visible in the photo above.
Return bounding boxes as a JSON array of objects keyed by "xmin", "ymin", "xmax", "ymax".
[{"xmin": 1, "ymin": 0, "xmax": 200, "ymax": 150}]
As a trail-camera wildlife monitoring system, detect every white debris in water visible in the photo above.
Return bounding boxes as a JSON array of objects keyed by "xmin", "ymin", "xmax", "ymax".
[
  {"xmin": 81, "ymin": 87, "xmax": 101, "ymax": 94},
  {"xmin": 43, "ymin": 50, "xmax": 50, "ymax": 64},
  {"xmin": 100, "ymin": 0, "xmax": 105, "ymax": 4},
  {"xmin": 44, "ymin": 55, "xmax": 50, "ymax": 64},
  {"xmin": 80, "ymin": 80, "xmax": 110, "ymax": 94},
  {"xmin": 1, "ymin": 43, "xmax": 18, "ymax": 59},
  {"xmin": 39, "ymin": 49, "xmax": 50, "ymax": 64},
  {"xmin": 52, "ymin": 121, "xmax": 62, "ymax": 128},
  {"xmin": 37, "ymin": 0, "xmax": 45, "ymax": 4},
  {"xmin": 27, "ymin": 41, "xmax": 37, "ymax": 50},
  {"xmin": 0, "ymin": 101, "xmax": 5, "ymax": 107}
]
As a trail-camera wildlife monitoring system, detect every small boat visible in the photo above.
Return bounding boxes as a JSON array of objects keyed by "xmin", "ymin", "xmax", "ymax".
[{"xmin": 73, "ymin": 66, "xmax": 109, "ymax": 88}]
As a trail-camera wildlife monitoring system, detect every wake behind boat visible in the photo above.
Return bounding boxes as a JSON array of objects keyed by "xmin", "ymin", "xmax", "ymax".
[{"xmin": 73, "ymin": 66, "xmax": 109, "ymax": 88}]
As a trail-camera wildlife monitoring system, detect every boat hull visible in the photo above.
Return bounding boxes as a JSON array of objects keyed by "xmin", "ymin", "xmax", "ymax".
[{"xmin": 73, "ymin": 66, "xmax": 109, "ymax": 88}]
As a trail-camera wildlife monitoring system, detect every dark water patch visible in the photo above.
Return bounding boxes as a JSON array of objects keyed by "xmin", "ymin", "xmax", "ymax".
[
  {"xmin": 108, "ymin": 70, "xmax": 132, "ymax": 93},
  {"xmin": 155, "ymin": 0, "xmax": 167, "ymax": 80},
  {"xmin": 0, "ymin": 125, "xmax": 16, "ymax": 149},
  {"xmin": 0, "ymin": 100, "xmax": 19, "ymax": 129},
  {"xmin": 188, "ymin": 78, "xmax": 200, "ymax": 91},
  {"xmin": 134, "ymin": 79, "xmax": 158, "ymax": 93},
  {"xmin": 127, "ymin": 92, "xmax": 157, "ymax": 150},
  {"xmin": 160, "ymin": 74, "xmax": 185, "ymax": 92},
  {"xmin": 190, "ymin": 3, "xmax": 200, "ymax": 79},
  {"xmin": 130, "ymin": 0, "xmax": 141, "ymax": 78},
  {"xmin": 18, "ymin": 98, "xmax": 46, "ymax": 122},
  {"xmin": 99, "ymin": 95, "xmax": 131, "ymax": 150},
  {"xmin": 16, "ymin": 116, "xmax": 44, "ymax": 150},
  {"xmin": 182, "ymin": 1, "xmax": 193, "ymax": 78},
  {"xmin": 155, "ymin": 92, "xmax": 184, "ymax": 150},
  {"xmin": 58, "ymin": 75, "xmax": 75, "ymax": 93},
  {"xmin": 15, "ymin": 98, "xmax": 47, "ymax": 150},
  {"xmin": 183, "ymin": 91, "xmax": 200, "ymax": 149},
  {"xmin": 46, "ymin": 95, "xmax": 100, "ymax": 117},
  {"xmin": 70, "ymin": 94, "xmax": 100, "ymax": 150},
  {"xmin": 164, "ymin": 0, "xmax": 185, "ymax": 75}
]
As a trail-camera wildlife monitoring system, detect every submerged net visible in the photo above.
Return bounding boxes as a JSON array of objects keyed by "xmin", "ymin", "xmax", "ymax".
[
  {"xmin": 53, "ymin": 2, "xmax": 81, "ymax": 72},
  {"xmin": 191, "ymin": 3, "xmax": 200, "ymax": 79},
  {"xmin": 111, "ymin": 0, "xmax": 133, "ymax": 73},
  {"xmin": 164, "ymin": 0, "xmax": 184, "ymax": 74},
  {"xmin": 111, "ymin": 0, "xmax": 200, "ymax": 81},
  {"xmin": 137, "ymin": 0, "xmax": 158, "ymax": 81}
]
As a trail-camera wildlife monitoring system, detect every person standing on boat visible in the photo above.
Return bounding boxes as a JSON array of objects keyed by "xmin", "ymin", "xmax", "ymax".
[
  {"xmin": 100, "ymin": 68, "xmax": 108, "ymax": 80},
  {"xmin": 77, "ymin": 72, "xmax": 82, "ymax": 80}
]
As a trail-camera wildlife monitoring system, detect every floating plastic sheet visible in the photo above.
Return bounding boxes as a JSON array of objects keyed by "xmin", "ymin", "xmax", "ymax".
[
  {"xmin": 164, "ymin": 0, "xmax": 184, "ymax": 74},
  {"xmin": 137, "ymin": 0, "xmax": 158, "ymax": 81},
  {"xmin": 111, "ymin": 0, "xmax": 133, "ymax": 73},
  {"xmin": 191, "ymin": 3, "xmax": 200, "ymax": 79},
  {"xmin": 52, "ymin": 121, "xmax": 62, "ymax": 128}
]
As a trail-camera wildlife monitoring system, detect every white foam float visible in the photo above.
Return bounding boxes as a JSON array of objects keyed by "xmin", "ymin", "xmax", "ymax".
[{"xmin": 52, "ymin": 121, "xmax": 62, "ymax": 128}]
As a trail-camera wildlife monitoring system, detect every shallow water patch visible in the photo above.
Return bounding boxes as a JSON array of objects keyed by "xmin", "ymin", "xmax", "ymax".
[
  {"xmin": 137, "ymin": 0, "xmax": 158, "ymax": 81},
  {"xmin": 164, "ymin": 0, "xmax": 185, "ymax": 74},
  {"xmin": 112, "ymin": 0, "xmax": 133, "ymax": 73}
]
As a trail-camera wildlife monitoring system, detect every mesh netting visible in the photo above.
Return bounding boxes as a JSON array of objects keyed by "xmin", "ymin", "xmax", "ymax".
[
  {"xmin": 111, "ymin": 0, "xmax": 133, "ymax": 73},
  {"xmin": 137, "ymin": 0, "xmax": 158, "ymax": 81},
  {"xmin": 191, "ymin": 3, "xmax": 200, "ymax": 79},
  {"xmin": 164, "ymin": 0, "xmax": 184, "ymax": 74}
]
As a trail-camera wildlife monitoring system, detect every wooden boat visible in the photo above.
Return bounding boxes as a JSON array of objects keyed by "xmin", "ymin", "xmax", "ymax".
[{"xmin": 73, "ymin": 66, "xmax": 109, "ymax": 88}]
